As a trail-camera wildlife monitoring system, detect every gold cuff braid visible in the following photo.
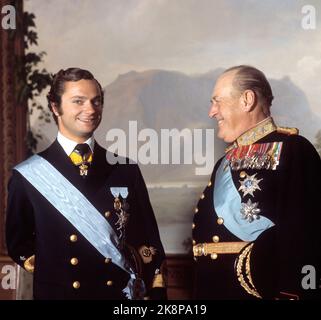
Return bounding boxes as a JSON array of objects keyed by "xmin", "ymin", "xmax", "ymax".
[
  {"xmin": 23, "ymin": 255, "xmax": 35, "ymax": 273},
  {"xmin": 152, "ymin": 273, "xmax": 166, "ymax": 288}
]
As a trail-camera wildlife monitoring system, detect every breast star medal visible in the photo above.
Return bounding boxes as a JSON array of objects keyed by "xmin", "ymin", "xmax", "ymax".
[
  {"xmin": 238, "ymin": 173, "xmax": 262, "ymax": 197},
  {"xmin": 240, "ymin": 199, "xmax": 261, "ymax": 222}
]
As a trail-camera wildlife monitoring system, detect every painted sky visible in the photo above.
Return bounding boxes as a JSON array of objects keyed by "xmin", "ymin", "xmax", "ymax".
[{"xmin": 25, "ymin": 0, "xmax": 321, "ymax": 117}]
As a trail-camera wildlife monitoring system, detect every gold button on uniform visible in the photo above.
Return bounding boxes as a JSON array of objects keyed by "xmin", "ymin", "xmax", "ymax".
[
  {"xmin": 240, "ymin": 171, "xmax": 247, "ymax": 179},
  {"xmin": 211, "ymin": 253, "xmax": 218, "ymax": 260},
  {"xmin": 70, "ymin": 234, "xmax": 77, "ymax": 242},
  {"xmin": 104, "ymin": 258, "xmax": 111, "ymax": 264},
  {"xmin": 104, "ymin": 211, "xmax": 111, "ymax": 218},
  {"xmin": 106, "ymin": 280, "xmax": 113, "ymax": 286},
  {"xmin": 73, "ymin": 281, "xmax": 80, "ymax": 289},
  {"xmin": 208, "ymin": 181, "xmax": 212, "ymax": 187},
  {"xmin": 194, "ymin": 208, "xmax": 199, "ymax": 213},
  {"xmin": 200, "ymin": 194, "xmax": 205, "ymax": 199},
  {"xmin": 192, "ymin": 240, "xmax": 196, "ymax": 245},
  {"xmin": 192, "ymin": 223, "xmax": 195, "ymax": 229},
  {"xmin": 212, "ymin": 235, "xmax": 220, "ymax": 243},
  {"xmin": 70, "ymin": 258, "xmax": 78, "ymax": 265},
  {"xmin": 217, "ymin": 217, "xmax": 224, "ymax": 225}
]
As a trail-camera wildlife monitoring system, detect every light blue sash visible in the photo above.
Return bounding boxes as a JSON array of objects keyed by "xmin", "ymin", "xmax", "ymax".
[
  {"xmin": 214, "ymin": 158, "xmax": 274, "ymax": 241},
  {"xmin": 15, "ymin": 154, "xmax": 144, "ymax": 299}
]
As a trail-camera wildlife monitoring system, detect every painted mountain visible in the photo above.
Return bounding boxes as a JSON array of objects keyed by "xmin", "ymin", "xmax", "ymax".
[
  {"xmin": 96, "ymin": 69, "xmax": 226, "ymax": 183},
  {"xmin": 95, "ymin": 69, "xmax": 321, "ymax": 184},
  {"xmin": 34, "ymin": 69, "xmax": 321, "ymax": 252}
]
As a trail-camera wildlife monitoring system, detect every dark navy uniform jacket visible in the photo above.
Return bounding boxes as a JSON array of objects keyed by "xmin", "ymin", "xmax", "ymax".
[
  {"xmin": 193, "ymin": 118, "xmax": 321, "ymax": 300},
  {"xmin": 6, "ymin": 140, "xmax": 166, "ymax": 300}
]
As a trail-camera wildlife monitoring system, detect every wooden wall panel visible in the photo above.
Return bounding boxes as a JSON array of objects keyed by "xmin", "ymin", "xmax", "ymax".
[{"xmin": 166, "ymin": 255, "xmax": 194, "ymax": 300}]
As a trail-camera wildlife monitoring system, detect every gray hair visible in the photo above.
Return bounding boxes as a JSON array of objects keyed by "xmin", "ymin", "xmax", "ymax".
[{"xmin": 224, "ymin": 65, "xmax": 274, "ymax": 110}]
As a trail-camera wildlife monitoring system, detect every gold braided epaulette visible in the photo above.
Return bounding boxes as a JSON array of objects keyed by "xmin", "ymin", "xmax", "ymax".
[{"xmin": 276, "ymin": 126, "xmax": 299, "ymax": 136}]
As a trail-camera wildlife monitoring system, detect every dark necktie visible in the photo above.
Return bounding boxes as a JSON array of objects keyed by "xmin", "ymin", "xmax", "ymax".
[{"xmin": 69, "ymin": 143, "xmax": 93, "ymax": 177}]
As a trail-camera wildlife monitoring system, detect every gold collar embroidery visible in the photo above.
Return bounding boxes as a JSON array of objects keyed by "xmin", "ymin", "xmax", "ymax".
[
  {"xmin": 225, "ymin": 117, "xmax": 277, "ymax": 153},
  {"xmin": 237, "ymin": 117, "xmax": 277, "ymax": 146}
]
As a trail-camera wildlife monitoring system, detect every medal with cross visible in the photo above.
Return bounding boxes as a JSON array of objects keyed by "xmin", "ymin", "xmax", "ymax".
[{"xmin": 110, "ymin": 187, "xmax": 130, "ymax": 239}]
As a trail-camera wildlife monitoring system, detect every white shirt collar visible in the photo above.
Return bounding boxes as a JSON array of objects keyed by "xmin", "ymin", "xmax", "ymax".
[{"xmin": 57, "ymin": 132, "xmax": 95, "ymax": 156}]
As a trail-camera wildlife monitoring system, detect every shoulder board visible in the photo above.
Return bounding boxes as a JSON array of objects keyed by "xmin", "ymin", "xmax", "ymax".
[{"xmin": 276, "ymin": 126, "xmax": 299, "ymax": 136}]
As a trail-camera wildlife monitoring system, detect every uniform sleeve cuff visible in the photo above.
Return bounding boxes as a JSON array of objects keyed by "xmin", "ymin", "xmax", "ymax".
[
  {"xmin": 23, "ymin": 255, "xmax": 35, "ymax": 273},
  {"xmin": 152, "ymin": 273, "xmax": 166, "ymax": 288}
]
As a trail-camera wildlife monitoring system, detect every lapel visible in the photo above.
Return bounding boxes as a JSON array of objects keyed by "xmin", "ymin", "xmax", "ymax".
[
  {"xmin": 39, "ymin": 140, "xmax": 84, "ymax": 189},
  {"xmin": 87, "ymin": 142, "xmax": 114, "ymax": 183},
  {"xmin": 39, "ymin": 140, "xmax": 127, "ymax": 238}
]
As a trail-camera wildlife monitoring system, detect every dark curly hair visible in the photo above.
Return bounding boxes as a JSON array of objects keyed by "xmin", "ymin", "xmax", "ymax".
[{"xmin": 47, "ymin": 68, "xmax": 104, "ymax": 124}]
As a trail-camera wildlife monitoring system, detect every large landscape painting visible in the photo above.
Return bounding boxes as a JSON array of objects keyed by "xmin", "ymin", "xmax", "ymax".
[{"xmin": 26, "ymin": 0, "xmax": 321, "ymax": 253}]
